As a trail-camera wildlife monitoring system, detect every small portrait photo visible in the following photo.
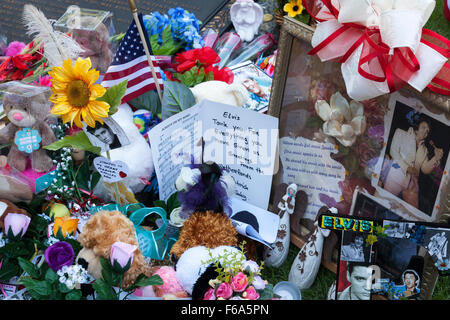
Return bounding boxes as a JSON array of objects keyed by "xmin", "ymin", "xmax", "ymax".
[
  {"xmin": 423, "ymin": 228, "xmax": 450, "ymax": 263},
  {"xmin": 375, "ymin": 94, "xmax": 450, "ymax": 220},
  {"xmin": 230, "ymin": 61, "xmax": 272, "ymax": 113},
  {"xmin": 336, "ymin": 261, "xmax": 373, "ymax": 300},
  {"xmin": 340, "ymin": 231, "xmax": 372, "ymax": 263},
  {"xmin": 383, "ymin": 221, "xmax": 406, "ymax": 238},
  {"xmin": 83, "ymin": 118, "xmax": 129, "ymax": 152},
  {"xmin": 350, "ymin": 190, "xmax": 402, "ymax": 221}
]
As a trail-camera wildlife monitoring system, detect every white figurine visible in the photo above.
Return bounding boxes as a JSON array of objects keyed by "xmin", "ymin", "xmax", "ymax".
[
  {"xmin": 230, "ymin": 0, "xmax": 264, "ymax": 42},
  {"xmin": 288, "ymin": 218, "xmax": 331, "ymax": 290}
]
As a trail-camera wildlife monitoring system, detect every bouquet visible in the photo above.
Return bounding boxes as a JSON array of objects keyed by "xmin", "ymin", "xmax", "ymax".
[
  {"xmin": 166, "ymin": 47, "xmax": 234, "ymax": 87},
  {"xmin": 144, "ymin": 7, "xmax": 204, "ymax": 56},
  {"xmin": 201, "ymin": 244, "xmax": 275, "ymax": 300}
]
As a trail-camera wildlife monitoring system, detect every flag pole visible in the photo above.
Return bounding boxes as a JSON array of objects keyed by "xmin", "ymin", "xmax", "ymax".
[{"xmin": 128, "ymin": 0, "xmax": 163, "ymax": 102}]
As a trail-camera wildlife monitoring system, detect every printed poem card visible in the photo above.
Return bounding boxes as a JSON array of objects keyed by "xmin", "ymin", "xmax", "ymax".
[{"xmin": 149, "ymin": 100, "xmax": 279, "ymax": 210}]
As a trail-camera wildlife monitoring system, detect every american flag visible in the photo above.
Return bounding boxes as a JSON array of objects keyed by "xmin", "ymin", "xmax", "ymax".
[{"xmin": 101, "ymin": 14, "xmax": 163, "ymax": 103}]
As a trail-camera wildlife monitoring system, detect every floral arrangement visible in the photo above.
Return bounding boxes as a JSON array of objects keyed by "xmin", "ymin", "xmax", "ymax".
[
  {"xmin": 276, "ymin": 0, "xmax": 310, "ymax": 24},
  {"xmin": 0, "ymin": 40, "xmax": 48, "ymax": 83},
  {"xmin": 165, "ymin": 47, "xmax": 234, "ymax": 88},
  {"xmin": 143, "ymin": 7, "xmax": 204, "ymax": 56},
  {"xmin": 201, "ymin": 244, "xmax": 275, "ymax": 300}
]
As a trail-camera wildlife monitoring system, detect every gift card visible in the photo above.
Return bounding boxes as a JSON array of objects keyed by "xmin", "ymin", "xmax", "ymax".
[{"xmin": 93, "ymin": 157, "xmax": 129, "ymax": 183}]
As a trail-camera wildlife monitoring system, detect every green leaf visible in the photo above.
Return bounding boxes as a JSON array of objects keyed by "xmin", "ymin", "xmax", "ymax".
[
  {"xmin": 58, "ymin": 282, "xmax": 72, "ymax": 293},
  {"xmin": 44, "ymin": 131, "xmax": 101, "ymax": 155},
  {"xmin": 97, "ymin": 80, "xmax": 128, "ymax": 115},
  {"xmin": 90, "ymin": 171, "xmax": 101, "ymax": 191},
  {"xmin": 259, "ymin": 284, "xmax": 274, "ymax": 300},
  {"xmin": 92, "ymin": 278, "xmax": 118, "ymax": 300},
  {"xmin": 128, "ymin": 90, "xmax": 162, "ymax": 115},
  {"xmin": 100, "ymin": 257, "xmax": 113, "ymax": 285},
  {"xmin": 153, "ymin": 200, "xmax": 167, "ymax": 212},
  {"xmin": 0, "ymin": 261, "xmax": 20, "ymax": 281},
  {"xmin": 161, "ymin": 81, "xmax": 196, "ymax": 121},
  {"xmin": 134, "ymin": 274, "xmax": 164, "ymax": 287},
  {"xmin": 18, "ymin": 257, "xmax": 40, "ymax": 278},
  {"xmin": 65, "ymin": 289, "xmax": 83, "ymax": 300},
  {"xmin": 27, "ymin": 279, "xmax": 51, "ymax": 296},
  {"xmin": 45, "ymin": 268, "xmax": 59, "ymax": 284},
  {"xmin": 150, "ymin": 27, "xmax": 184, "ymax": 56}
]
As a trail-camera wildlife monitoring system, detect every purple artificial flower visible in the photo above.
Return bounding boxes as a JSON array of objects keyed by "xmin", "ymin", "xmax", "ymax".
[{"xmin": 44, "ymin": 241, "xmax": 75, "ymax": 272}]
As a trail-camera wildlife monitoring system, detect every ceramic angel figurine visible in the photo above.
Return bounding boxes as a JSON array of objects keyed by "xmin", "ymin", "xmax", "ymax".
[
  {"xmin": 230, "ymin": 0, "xmax": 264, "ymax": 42},
  {"xmin": 264, "ymin": 183, "xmax": 298, "ymax": 267},
  {"xmin": 288, "ymin": 208, "xmax": 334, "ymax": 290}
]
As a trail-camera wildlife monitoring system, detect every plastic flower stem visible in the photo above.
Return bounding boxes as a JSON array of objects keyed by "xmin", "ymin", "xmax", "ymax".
[
  {"xmin": 106, "ymin": 150, "xmax": 122, "ymax": 206},
  {"xmin": 71, "ymin": 165, "xmax": 84, "ymax": 200}
]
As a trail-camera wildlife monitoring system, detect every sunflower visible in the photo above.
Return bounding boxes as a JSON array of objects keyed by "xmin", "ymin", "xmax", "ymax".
[
  {"xmin": 283, "ymin": 0, "xmax": 304, "ymax": 18},
  {"xmin": 49, "ymin": 58, "xmax": 110, "ymax": 128}
]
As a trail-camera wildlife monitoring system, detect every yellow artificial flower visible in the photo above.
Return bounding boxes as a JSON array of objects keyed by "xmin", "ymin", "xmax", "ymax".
[
  {"xmin": 283, "ymin": 0, "xmax": 304, "ymax": 18},
  {"xmin": 49, "ymin": 57, "xmax": 110, "ymax": 128},
  {"xmin": 53, "ymin": 216, "xmax": 79, "ymax": 238},
  {"xmin": 366, "ymin": 234, "xmax": 378, "ymax": 246}
]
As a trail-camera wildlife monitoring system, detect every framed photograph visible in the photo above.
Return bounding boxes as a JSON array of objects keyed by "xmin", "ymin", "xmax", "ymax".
[
  {"xmin": 267, "ymin": 16, "xmax": 450, "ymax": 298},
  {"xmin": 83, "ymin": 117, "xmax": 130, "ymax": 153},
  {"xmin": 230, "ymin": 61, "xmax": 273, "ymax": 113}
]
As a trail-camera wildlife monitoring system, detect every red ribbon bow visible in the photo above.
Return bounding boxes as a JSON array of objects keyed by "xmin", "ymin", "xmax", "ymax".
[{"xmin": 303, "ymin": 0, "xmax": 450, "ymax": 95}]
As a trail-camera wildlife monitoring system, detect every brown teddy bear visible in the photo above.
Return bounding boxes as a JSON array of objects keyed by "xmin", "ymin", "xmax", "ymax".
[
  {"xmin": 0, "ymin": 199, "xmax": 32, "ymax": 231},
  {"xmin": 76, "ymin": 210, "xmax": 152, "ymax": 288},
  {"xmin": 0, "ymin": 83, "xmax": 56, "ymax": 172},
  {"xmin": 170, "ymin": 210, "xmax": 238, "ymax": 262}
]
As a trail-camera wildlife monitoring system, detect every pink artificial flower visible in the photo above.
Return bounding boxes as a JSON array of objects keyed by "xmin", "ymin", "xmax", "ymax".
[
  {"xmin": 231, "ymin": 272, "xmax": 248, "ymax": 292},
  {"xmin": 204, "ymin": 287, "xmax": 216, "ymax": 300},
  {"xmin": 5, "ymin": 41, "xmax": 26, "ymax": 57},
  {"xmin": 216, "ymin": 282, "xmax": 233, "ymax": 299},
  {"xmin": 242, "ymin": 286, "xmax": 260, "ymax": 300},
  {"xmin": 110, "ymin": 241, "xmax": 137, "ymax": 273},
  {"xmin": 34, "ymin": 75, "xmax": 52, "ymax": 87},
  {"xmin": 4, "ymin": 213, "xmax": 31, "ymax": 239}
]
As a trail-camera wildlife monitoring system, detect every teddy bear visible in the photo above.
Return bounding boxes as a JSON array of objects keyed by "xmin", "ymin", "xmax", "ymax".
[
  {"xmin": 0, "ymin": 199, "xmax": 31, "ymax": 231},
  {"xmin": 76, "ymin": 210, "xmax": 152, "ymax": 288},
  {"xmin": 0, "ymin": 82, "xmax": 56, "ymax": 172}
]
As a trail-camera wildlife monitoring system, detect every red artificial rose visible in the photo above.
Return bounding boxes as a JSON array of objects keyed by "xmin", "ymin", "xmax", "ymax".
[
  {"xmin": 164, "ymin": 70, "xmax": 180, "ymax": 83},
  {"xmin": 205, "ymin": 65, "xmax": 234, "ymax": 84},
  {"xmin": 196, "ymin": 47, "xmax": 220, "ymax": 66},
  {"xmin": 10, "ymin": 69, "xmax": 25, "ymax": 81},
  {"xmin": 175, "ymin": 47, "xmax": 220, "ymax": 71},
  {"xmin": 176, "ymin": 60, "xmax": 196, "ymax": 73}
]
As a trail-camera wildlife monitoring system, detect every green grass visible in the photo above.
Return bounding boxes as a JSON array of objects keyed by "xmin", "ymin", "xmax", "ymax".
[
  {"xmin": 424, "ymin": 0, "xmax": 450, "ymax": 39},
  {"xmin": 261, "ymin": 245, "xmax": 450, "ymax": 300}
]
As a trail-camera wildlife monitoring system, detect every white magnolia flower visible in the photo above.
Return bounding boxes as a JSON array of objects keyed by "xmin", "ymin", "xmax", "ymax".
[
  {"xmin": 315, "ymin": 92, "xmax": 366, "ymax": 147},
  {"xmin": 175, "ymin": 167, "xmax": 201, "ymax": 191}
]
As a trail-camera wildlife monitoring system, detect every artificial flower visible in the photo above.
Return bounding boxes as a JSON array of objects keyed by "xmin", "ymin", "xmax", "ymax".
[
  {"xmin": 53, "ymin": 216, "xmax": 79, "ymax": 238},
  {"xmin": 242, "ymin": 260, "xmax": 259, "ymax": 273},
  {"xmin": 204, "ymin": 287, "xmax": 216, "ymax": 300},
  {"xmin": 251, "ymin": 275, "xmax": 266, "ymax": 290},
  {"xmin": 283, "ymin": 0, "xmax": 304, "ymax": 18},
  {"xmin": 216, "ymin": 282, "xmax": 233, "ymax": 299},
  {"xmin": 204, "ymin": 65, "xmax": 234, "ymax": 84},
  {"xmin": 175, "ymin": 167, "xmax": 201, "ymax": 191},
  {"xmin": 174, "ymin": 47, "xmax": 220, "ymax": 69},
  {"xmin": 110, "ymin": 241, "xmax": 138, "ymax": 273},
  {"xmin": 44, "ymin": 241, "xmax": 75, "ymax": 272},
  {"xmin": 366, "ymin": 234, "xmax": 378, "ymax": 246},
  {"xmin": 315, "ymin": 92, "xmax": 367, "ymax": 147},
  {"xmin": 49, "ymin": 57, "xmax": 110, "ymax": 128},
  {"xmin": 33, "ymin": 75, "xmax": 52, "ymax": 87},
  {"xmin": 4, "ymin": 213, "xmax": 31, "ymax": 240},
  {"xmin": 231, "ymin": 272, "xmax": 248, "ymax": 292},
  {"xmin": 436, "ymin": 259, "xmax": 450, "ymax": 271},
  {"xmin": 5, "ymin": 41, "xmax": 26, "ymax": 57},
  {"xmin": 242, "ymin": 286, "xmax": 260, "ymax": 300}
]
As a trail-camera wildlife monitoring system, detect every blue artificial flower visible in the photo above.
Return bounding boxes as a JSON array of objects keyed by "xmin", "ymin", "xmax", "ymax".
[
  {"xmin": 144, "ymin": 12, "xmax": 170, "ymax": 44},
  {"xmin": 436, "ymin": 258, "xmax": 450, "ymax": 271}
]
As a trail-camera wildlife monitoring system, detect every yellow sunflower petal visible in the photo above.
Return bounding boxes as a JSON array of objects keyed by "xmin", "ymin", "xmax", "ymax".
[
  {"xmin": 61, "ymin": 59, "xmax": 76, "ymax": 79},
  {"xmin": 82, "ymin": 107, "xmax": 96, "ymax": 128},
  {"xmin": 82, "ymin": 69, "xmax": 100, "ymax": 87},
  {"xmin": 74, "ymin": 58, "xmax": 92, "ymax": 79},
  {"xmin": 51, "ymin": 101, "xmax": 73, "ymax": 115},
  {"xmin": 88, "ymin": 100, "xmax": 110, "ymax": 118},
  {"xmin": 73, "ymin": 109, "xmax": 84, "ymax": 128},
  {"xmin": 89, "ymin": 84, "xmax": 107, "ymax": 100}
]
